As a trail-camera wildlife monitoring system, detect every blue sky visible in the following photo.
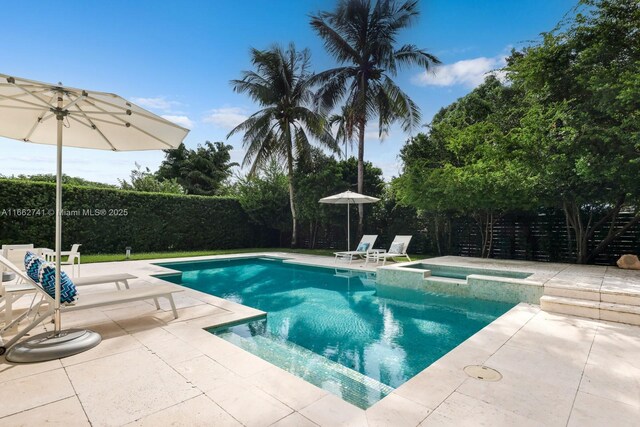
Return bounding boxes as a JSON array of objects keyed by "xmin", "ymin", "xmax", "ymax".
[{"xmin": 0, "ymin": 0, "xmax": 577, "ymax": 184}]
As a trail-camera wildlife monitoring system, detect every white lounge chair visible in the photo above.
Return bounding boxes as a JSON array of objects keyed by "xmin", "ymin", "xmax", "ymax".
[
  {"xmin": 365, "ymin": 235, "xmax": 413, "ymax": 266},
  {"xmin": 1, "ymin": 244, "xmax": 35, "ymax": 274},
  {"xmin": 0, "ymin": 255, "xmax": 182, "ymax": 355},
  {"xmin": 2, "ymin": 259, "xmax": 137, "ymax": 327},
  {"xmin": 334, "ymin": 235, "xmax": 378, "ymax": 264},
  {"xmin": 55, "ymin": 243, "xmax": 81, "ymax": 277}
]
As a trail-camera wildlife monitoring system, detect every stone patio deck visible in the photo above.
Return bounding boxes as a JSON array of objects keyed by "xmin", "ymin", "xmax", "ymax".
[{"xmin": 1, "ymin": 254, "xmax": 639, "ymax": 426}]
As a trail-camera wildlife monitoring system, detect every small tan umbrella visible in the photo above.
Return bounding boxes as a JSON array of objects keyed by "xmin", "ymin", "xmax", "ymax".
[
  {"xmin": 319, "ymin": 190, "xmax": 380, "ymax": 251},
  {"xmin": 0, "ymin": 73, "xmax": 189, "ymax": 362}
]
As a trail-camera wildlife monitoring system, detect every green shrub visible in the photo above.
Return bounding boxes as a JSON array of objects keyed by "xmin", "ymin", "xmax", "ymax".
[{"xmin": 0, "ymin": 179, "xmax": 265, "ymax": 253}]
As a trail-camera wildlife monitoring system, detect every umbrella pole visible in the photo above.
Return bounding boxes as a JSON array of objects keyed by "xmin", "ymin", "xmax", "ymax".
[
  {"xmin": 54, "ymin": 97, "xmax": 63, "ymax": 333},
  {"xmin": 347, "ymin": 202, "xmax": 350, "ymax": 251}
]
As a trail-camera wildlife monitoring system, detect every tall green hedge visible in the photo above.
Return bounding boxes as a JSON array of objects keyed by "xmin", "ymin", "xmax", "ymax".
[{"xmin": 0, "ymin": 179, "xmax": 264, "ymax": 253}]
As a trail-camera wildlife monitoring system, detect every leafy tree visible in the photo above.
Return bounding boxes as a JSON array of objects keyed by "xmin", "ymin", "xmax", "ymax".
[
  {"xmin": 157, "ymin": 141, "xmax": 238, "ymax": 196},
  {"xmin": 395, "ymin": 77, "xmax": 537, "ymax": 257},
  {"xmin": 119, "ymin": 163, "xmax": 184, "ymax": 194},
  {"xmin": 506, "ymin": 0, "xmax": 640, "ymax": 263},
  {"xmin": 310, "ymin": 0, "xmax": 440, "ymax": 237},
  {"xmin": 294, "ymin": 149, "xmax": 343, "ymax": 247},
  {"xmin": 294, "ymin": 150, "xmax": 384, "ymax": 248},
  {"xmin": 233, "ymin": 159, "xmax": 291, "ymax": 244},
  {"xmin": 228, "ymin": 43, "xmax": 338, "ymax": 247}
]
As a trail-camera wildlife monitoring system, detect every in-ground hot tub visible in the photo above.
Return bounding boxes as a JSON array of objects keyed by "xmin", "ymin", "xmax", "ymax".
[{"xmin": 376, "ymin": 260, "xmax": 543, "ymax": 304}]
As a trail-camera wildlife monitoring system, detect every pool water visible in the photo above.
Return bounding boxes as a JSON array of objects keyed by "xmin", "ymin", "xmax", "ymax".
[{"xmin": 158, "ymin": 258, "xmax": 514, "ymax": 408}]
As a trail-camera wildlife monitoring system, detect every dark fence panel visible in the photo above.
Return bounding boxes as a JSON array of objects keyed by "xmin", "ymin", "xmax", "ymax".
[{"xmin": 296, "ymin": 209, "xmax": 640, "ymax": 265}]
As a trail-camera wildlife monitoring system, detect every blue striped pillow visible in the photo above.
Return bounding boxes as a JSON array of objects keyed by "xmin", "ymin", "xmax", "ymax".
[
  {"xmin": 38, "ymin": 262, "xmax": 78, "ymax": 304},
  {"xmin": 24, "ymin": 251, "xmax": 44, "ymax": 282}
]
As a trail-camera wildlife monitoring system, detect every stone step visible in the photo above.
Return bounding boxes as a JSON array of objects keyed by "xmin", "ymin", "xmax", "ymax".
[
  {"xmin": 544, "ymin": 285, "xmax": 601, "ymax": 301},
  {"xmin": 540, "ymin": 295, "xmax": 640, "ymax": 326},
  {"xmin": 544, "ymin": 284, "xmax": 640, "ymax": 306}
]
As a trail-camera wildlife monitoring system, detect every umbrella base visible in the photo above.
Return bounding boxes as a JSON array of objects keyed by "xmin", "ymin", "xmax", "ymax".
[{"xmin": 5, "ymin": 329, "xmax": 101, "ymax": 363}]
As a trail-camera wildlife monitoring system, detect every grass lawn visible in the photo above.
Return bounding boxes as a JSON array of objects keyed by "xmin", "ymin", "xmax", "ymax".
[{"xmin": 81, "ymin": 248, "xmax": 431, "ymax": 264}]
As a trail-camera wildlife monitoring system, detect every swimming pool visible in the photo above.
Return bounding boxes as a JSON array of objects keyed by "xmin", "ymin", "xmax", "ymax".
[{"xmin": 158, "ymin": 257, "xmax": 514, "ymax": 408}]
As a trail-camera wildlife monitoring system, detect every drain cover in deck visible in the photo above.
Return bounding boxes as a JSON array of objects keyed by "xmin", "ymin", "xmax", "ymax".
[{"xmin": 464, "ymin": 365, "xmax": 502, "ymax": 381}]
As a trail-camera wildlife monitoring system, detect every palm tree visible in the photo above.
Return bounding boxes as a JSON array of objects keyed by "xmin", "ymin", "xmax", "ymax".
[
  {"xmin": 310, "ymin": 0, "xmax": 440, "ymax": 236},
  {"xmin": 228, "ymin": 43, "xmax": 338, "ymax": 247},
  {"xmin": 329, "ymin": 105, "xmax": 357, "ymax": 160}
]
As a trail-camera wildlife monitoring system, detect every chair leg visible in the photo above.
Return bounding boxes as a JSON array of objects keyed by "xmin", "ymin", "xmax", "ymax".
[
  {"xmin": 153, "ymin": 298, "xmax": 160, "ymax": 310},
  {"xmin": 168, "ymin": 295, "xmax": 178, "ymax": 319}
]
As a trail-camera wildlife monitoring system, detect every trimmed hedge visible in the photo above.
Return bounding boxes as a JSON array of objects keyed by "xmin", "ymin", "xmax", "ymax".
[{"xmin": 0, "ymin": 179, "xmax": 265, "ymax": 253}]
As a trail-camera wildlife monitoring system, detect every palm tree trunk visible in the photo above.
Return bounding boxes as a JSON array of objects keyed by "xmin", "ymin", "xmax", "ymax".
[
  {"xmin": 285, "ymin": 127, "xmax": 297, "ymax": 248},
  {"xmin": 357, "ymin": 119, "xmax": 365, "ymax": 238}
]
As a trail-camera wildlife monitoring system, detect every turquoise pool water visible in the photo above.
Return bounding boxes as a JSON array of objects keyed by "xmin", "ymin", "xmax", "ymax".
[{"xmin": 158, "ymin": 257, "xmax": 514, "ymax": 408}]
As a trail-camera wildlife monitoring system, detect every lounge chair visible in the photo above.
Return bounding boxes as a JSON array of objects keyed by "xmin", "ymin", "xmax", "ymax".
[
  {"xmin": 1, "ymin": 244, "xmax": 35, "ymax": 274},
  {"xmin": 59, "ymin": 243, "xmax": 81, "ymax": 277},
  {"xmin": 0, "ymin": 254, "xmax": 182, "ymax": 355},
  {"xmin": 2, "ymin": 256, "xmax": 137, "ymax": 327},
  {"xmin": 334, "ymin": 234, "xmax": 378, "ymax": 264},
  {"xmin": 365, "ymin": 235, "xmax": 413, "ymax": 266}
]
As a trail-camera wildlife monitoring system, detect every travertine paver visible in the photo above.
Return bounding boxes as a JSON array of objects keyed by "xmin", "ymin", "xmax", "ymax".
[
  {"xmin": 0, "ymin": 368, "xmax": 75, "ymax": 418},
  {"xmin": 65, "ymin": 348, "xmax": 201, "ymax": 426},
  {"xmin": 0, "ymin": 396, "xmax": 90, "ymax": 426},
  {"xmin": 128, "ymin": 394, "xmax": 242, "ymax": 427},
  {"xmin": 420, "ymin": 392, "xmax": 545, "ymax": 427},
  {"xmin": 1, "ymin": 253, "xmax": 639, "ymax": 426},
  {"xmin": 205, "ymin": 379, "xmax": 294, "ymax": 427}
]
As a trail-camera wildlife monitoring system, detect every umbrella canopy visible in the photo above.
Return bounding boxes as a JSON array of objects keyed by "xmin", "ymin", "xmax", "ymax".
[
  {"xmin": 319, "ymin": 190, "xmax": 380, "ymax": 251},
  {"xmin": 319, "ymin": 190, "xmax": 380, "ymax": 205},
  {"xmin": 0, "ymin": 73, "xmax": 188, "ymax": 150},
  {"xmin": 0, "ymin": 73, "xmax": 189, "ymax": 362}
]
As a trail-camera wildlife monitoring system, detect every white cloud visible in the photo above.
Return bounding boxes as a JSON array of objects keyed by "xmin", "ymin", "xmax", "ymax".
[
  {"xmin": 161, "ymin": 115, "xmax": 194, "ymax": 129},
  {"xmin": 203, "ymin": 107, "xmax": 248, "ymax": 130},
  {"xmin": 412, "ymin": 54, "xmax": 507, "ymax": 88},
  {"xmin": 132, "ymin": 96, "xmax": 183, "ymax": 112}
]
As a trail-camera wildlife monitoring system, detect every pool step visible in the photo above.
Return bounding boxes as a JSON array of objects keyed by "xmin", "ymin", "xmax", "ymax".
[
  {"xmin": 540, "ymin": 295, "xmax": 640, "ymax": 326},
  {"xmin": 217, "ymin": 329, "xmax": 394, "ymax": 409}
]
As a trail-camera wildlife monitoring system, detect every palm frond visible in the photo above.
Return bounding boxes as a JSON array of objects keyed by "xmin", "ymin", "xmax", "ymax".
[
  {"xmin": 381, "ymin": 76, "xmax": 422, "ymax": 132},
  {"xmin": 310, "ymin": 10, "xmax": 362, "ymax": 64},
  {"xmin": 394, "ymin": 44, "xmax": 441, "ymax": 71}
]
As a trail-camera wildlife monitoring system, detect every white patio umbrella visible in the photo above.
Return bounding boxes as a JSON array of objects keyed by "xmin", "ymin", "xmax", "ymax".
[
  {"xmin": 319, "ymin": 190, "xmax": 380, "ymax": 251},
  {"xmin": 0, "ymin": 73, "xmax": 189, "ymax": 362}
]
